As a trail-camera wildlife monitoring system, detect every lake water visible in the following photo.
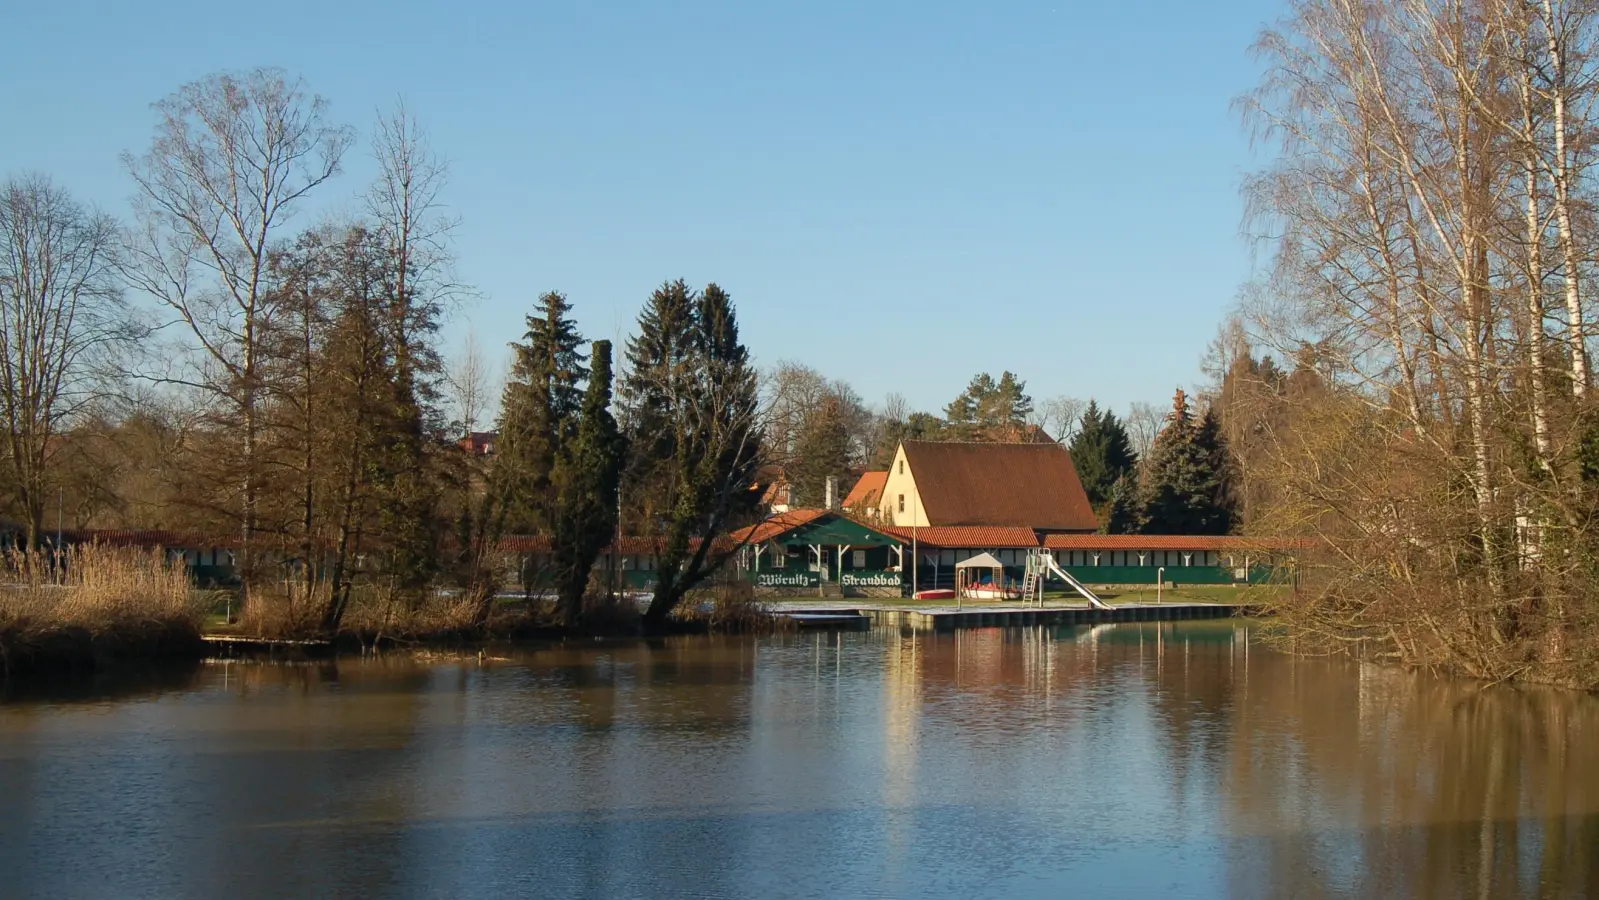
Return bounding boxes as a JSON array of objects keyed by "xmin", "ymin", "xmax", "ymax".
[{"xmin": 1, "ymin": 622, "xmax": 1596, "ymax": 899}]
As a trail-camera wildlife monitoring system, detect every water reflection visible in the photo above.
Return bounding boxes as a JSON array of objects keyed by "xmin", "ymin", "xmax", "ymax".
[{"xmin": 0, "ymin": 624, "xmax": 1594, "ymax": 899}]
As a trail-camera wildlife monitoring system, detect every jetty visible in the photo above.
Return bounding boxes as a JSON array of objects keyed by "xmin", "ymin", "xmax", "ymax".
[
  {"xmin": 773, "ymin": 601, "xmax": 1243, "ymax": 631},
  {"xmin": 201, "ymin": 634, "xmax": 335, "ymax": 657}
]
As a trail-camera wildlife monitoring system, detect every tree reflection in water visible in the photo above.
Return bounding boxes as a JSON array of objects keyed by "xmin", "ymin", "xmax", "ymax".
[{"xmin": 0, "ymin": 626, "xmax": 1593, "ymax": 899}]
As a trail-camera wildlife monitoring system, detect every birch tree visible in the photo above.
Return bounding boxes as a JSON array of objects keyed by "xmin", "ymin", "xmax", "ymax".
[
  {"xmin": 122, "ymin": 68, "xmax": 352, "ymax": 584},
  {"xmin": 1238, "ymin": 0, "xmax": 1599, "ymax": 685}
]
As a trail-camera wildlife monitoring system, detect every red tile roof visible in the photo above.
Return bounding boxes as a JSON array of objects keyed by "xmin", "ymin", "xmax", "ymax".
[
  {"xmin": 879, "ymin": 525, "xmax": 1043, "ymax": 548},
  {"xmin": 902, "ymin": 441, "xmax": 1097, "ymax": 531},
  {"xmin": 1042, "ymin": 534, "xmax": 1296, "ymax": 551},
  {"xmin": 67, "ymin": 530, "xmax": 234, "ymax": 548},
  {"xmin": 842, "ymin": 471, "xmax": 887, "ymax": 509},
  {"xmin": 728, "ymin": 508, "xmax": 830, "ymax": 545}
]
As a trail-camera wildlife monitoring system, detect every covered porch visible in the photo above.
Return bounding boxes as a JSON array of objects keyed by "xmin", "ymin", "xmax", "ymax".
[{"xmin": 739, "ymin": 512, "xmax": 907, "ymax": 596}]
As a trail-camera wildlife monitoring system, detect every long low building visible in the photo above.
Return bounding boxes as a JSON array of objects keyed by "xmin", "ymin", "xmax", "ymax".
[{"xmin": 729, "ymin": 509, "xmax": 1282, "ymax": 596}]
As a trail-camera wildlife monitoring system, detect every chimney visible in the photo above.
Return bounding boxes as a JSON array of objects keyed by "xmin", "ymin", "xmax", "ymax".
[{"xmin": 825, "ymin": 475, "xmax": 838, "ymax": 511}]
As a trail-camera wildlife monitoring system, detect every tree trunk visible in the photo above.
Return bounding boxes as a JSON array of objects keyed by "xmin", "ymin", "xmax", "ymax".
[{"xmin": 1544, "ymin": 0, "xmax": 1589, "ymax": 397}]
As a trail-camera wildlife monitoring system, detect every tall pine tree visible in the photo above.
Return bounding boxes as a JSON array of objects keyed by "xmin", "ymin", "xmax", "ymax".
[
  {"xmin": 1068, "ymin": 400, "xmax": 1138, "ymax": 507},
  {"xmin": 496, "ymin": 291, "xmax": 587, "ymax": 535},
  {"xmin": 550, "ymin": 340, "xmax": 627, "ymax": 628},
  {"xmin": 944, "ymin": 371, "xmax": 1033, "ymax": 440}
]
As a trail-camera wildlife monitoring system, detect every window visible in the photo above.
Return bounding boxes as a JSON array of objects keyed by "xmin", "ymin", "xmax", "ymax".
[
  {"xmin": 853, "ymin": 550, "xmax": 866, "ymax": 568},
  {"xmin": 898, "ymin": 494, "xmax": 905, "ymax": 513},
  {"xmin": 898, "ymin": 460, "xmax": 904, "ymax": 475}
]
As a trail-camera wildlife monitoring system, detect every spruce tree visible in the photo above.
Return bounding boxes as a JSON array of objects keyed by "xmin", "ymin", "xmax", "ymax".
[
  {"xmin": 550, "ymin": 340, "xmax": 627, "ymax": 627},
  {"xmin": 1192, "ymin": 407, "xmax": 1238, "ymax": 534},
  {"xmin": 624, "ymin": 280, "xmax": 763, "ymax": 629},
  {"xmin": 1069, "ymin": 400, "xmax": 1138, "ymax": 507},
  {"xmin": 620, "ymin": 279, "xmax": 698, "ymax": 528},
  {"xmin": 1137, "ymin": 389, "xmax": 1233, "ymax": 535},
  {"xmin": 496, "ymin": 291, "xmax": 587, "ymax": 534},
  {"xmin": 1103, "ymin": 473, "xmax": 1143, "ymax": 534}
]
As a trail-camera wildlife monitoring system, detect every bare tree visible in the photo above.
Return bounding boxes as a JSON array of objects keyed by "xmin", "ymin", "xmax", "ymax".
[
  {"xmin": 881, "ymin": 391, "xmax": 909, "ymax": 426},
  {"xmin": 446, "ymin": 328, "xmax": 493, "ymax": 435},
  {"xmin": 366, "ymin": 99, "xmax": 458, "ymax": 385},
  {"xmin": 762, "ymin": 360, "xmax": 871, "ymax": 467},
  {"xmin": 121, "ymin": 68, "xmax": 353, "ymax": 583},
  {"xmin": 1124, "ymin": 401, "xmax": 1161, "ymax": 460},
  {"xmin": 0, "ymin": 174, "xmax": 128, "ymax": 557},
  {"xmin": 1036, "ymin": 395, "xmax": 1087, "ymax": 443}
]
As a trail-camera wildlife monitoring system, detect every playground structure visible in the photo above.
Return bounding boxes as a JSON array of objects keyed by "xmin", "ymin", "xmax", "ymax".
[{"xmin": 1022, "ymin": 549, "xmax": 1110, "ymax": 609}]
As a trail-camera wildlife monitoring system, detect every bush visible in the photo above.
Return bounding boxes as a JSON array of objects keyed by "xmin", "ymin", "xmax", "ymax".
[{"xmin": 674, "ymin": 580, "xmax": 791, "ymax": 634}]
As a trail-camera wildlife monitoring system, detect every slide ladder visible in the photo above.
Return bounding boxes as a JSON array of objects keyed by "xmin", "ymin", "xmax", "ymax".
[
  {"xmin": 1020, "ymin": 554, "xmax": 1042, "ymax": 606},
  {"xmin": 1035, "ymin": 550, "xmax": 1111, "ymax": 610}
]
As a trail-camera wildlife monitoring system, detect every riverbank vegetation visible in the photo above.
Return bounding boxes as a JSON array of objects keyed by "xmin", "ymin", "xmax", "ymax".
[
  {"xmin": 0, "ymin": 547, "xmax": 205, "ymax": 675},
  {"xmin": 1230, "ymin": 0, "xmax": 1599, "ymax": 688}
]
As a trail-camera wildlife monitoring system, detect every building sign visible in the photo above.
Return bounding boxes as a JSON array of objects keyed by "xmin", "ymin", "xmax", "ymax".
[
  {"xmin": 840, "ymin": 571, "xmax": 901, "ymax": 588},
  {"xmin": 755, "ymin": 572, "xmax": 820, "ymax": 588}
]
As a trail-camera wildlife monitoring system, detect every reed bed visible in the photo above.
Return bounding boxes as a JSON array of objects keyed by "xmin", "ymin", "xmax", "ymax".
[{"xmin": 0, "ymin": 546, "xmax": 207, "ymax": 675}]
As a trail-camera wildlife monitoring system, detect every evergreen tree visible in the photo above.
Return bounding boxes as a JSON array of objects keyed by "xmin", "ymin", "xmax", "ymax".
[
  {"xmin": 1068, "ymin": 400, "xmax": 1138, "ymax": 507},
  {"xmin": 496, "ymin": 291, "xmax": 587, "ymax": 534},
  {"xmin": 869, "ymin": 412, "xmax": 944, "ymax": 468},
  {"xmin": 1137, "ymin": 389, "xmax": 1233, "ymax": 535},
  {"xmin": 791, "ymin": 395, "xmax": 852, "ymax": 506},
  {"xmin": 620, "ymin": 279, "xmax": 698, "ymax": 529},
  {"xmin": 550, "ymin": 340, "xmax": 627, "ymax": 627},
  {"xmin": 1102, "ymin": 473, "xmax": 1143, "ymax": 534},
  {"xmin": 1192, "ymin": 406, "xmax": 1238, "ymax": 533},
  {"xmin": 944, "ymin": 371, "xmax": 1033, "ymax": 440},
  {"xmin": 944, "ymin": 373, "xmax": 995, "ymax": 438},
  {"xmin": 987, "ymin": 371, "xmax": 1034, "ymax": 430},
  {"xmin": 622, "ymin": 280, "xmax": 763, "ymax": 630}
]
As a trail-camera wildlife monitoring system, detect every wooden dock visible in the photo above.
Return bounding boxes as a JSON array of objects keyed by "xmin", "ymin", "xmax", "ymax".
[
  {"xmin": 201, "ymin": 634, "xmax": 335, "ymax": 656},
  {"xmin": 776, "ymin": 602, "xmax": 1241, "ymax": 631}
]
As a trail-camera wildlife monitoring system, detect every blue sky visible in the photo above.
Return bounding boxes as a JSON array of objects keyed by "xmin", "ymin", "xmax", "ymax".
[{"xmin": 2, "ymin": 0, "xmax": 1280, "ymax": 418}]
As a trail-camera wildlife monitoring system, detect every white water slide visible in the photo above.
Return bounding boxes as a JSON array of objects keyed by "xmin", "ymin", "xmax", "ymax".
[{"xmin": 1040, "ymin": 553, "xmax": 1111, "ymax": 610}]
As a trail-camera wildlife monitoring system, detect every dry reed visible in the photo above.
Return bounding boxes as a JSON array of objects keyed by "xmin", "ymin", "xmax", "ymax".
[{"xmin": 0, "ymin": 545, "xmax": 207, "ymax": 674}]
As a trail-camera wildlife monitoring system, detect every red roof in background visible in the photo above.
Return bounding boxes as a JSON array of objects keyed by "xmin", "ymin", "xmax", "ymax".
[
  {"xmin": 67, "ymin": 530, "xmax": 233, "ymax": 548},
  {"xmin": 1042, "ymin": 534, "xmax": 1302, "ymax": 551},
  {"xmin": 901, "ymin": 441, "xmax": 1097, "ymax": 531},
  {"xmin": 879, "ymin": 525, "xmax": 1043, "ymax": 548},
  {"xmin": 1042, "ymin": 534, "xmax": 1254, "ymax": 551},
  {"xmin": 728, "ymin": 508, "xmax": 829, "ymax": 545},
  {"xmin": 843, "ymin": 471, "xmax": 887, "ymax": 509}
]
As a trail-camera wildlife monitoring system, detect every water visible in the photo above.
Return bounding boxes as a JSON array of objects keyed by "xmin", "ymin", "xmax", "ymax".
[{"xmin": 1, "ymin": 622, "xmax": 1596, "ymax": 899}]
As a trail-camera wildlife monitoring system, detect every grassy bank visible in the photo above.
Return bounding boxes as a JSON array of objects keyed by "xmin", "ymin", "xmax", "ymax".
[{"xmin": 0, "ymin": 547, "xmax": 207, "ymax": 676}]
